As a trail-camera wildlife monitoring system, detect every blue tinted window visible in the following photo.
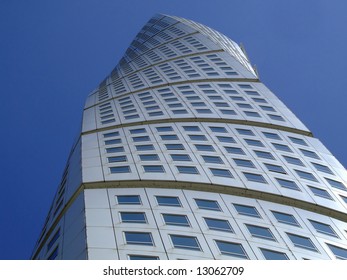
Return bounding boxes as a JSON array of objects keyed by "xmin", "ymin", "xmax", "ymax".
[
  {"xmin": 254, "ymin": 150, "xmax": 274, "ymax": 160},
  {"xmin": 160, "ymin": 134, "xmax": 179, "ymax": 140},
  {"xmin": 272, "ymin": 143, "xmax": 292, "ymax": 153},
  {"xmin": 276, "ymin": 178, "xmax": 300, "ymax": 190},
  {"xmin": 156, "ymin": 196, "xmax": 181, "ymax": 207},
  {"xmin": 264, "ymin": 163, "xmax": 286, "ymax": 174},
  {"xmin": 177, "ymin": 166, "xmax": 199, "ymax": 174},
  {"xmin": 129, "ymin": 255, "xmax": 159, "ymax": 260},
  {"xmin": 272, "ymin": 211, "xmax": 300, "ymax": 226},
  {"xmin": 195, "ymin": 144, "xmax": 215, "ymax": 152},
  {"xmin": 170, "ymin": 154, "xmax": 191, "ymax": 161},
  {"xmin": 245, "ymin": 139, "xmax": 264, "ymax": 147},
  {"xmin": 261, "ymin": 248, "xmax": 288, "ymax": 260},
  {"xmin": 130, "ymin": 128, "xmax": 146, "ymax": 134},
  {"xmin": 133, "ymin": 136, "xmax": 150, "ymax": 142},
  {"xmin": 125, "ymin": 232, "xmax": 153, "ymax": 246},
  {"xmin": 195, "ymin": 199, "xmax": 221, "ymax": 211},
  {"xmin": 202, "ymin": 155, "xmax": 223, "ymax": 164},
  {"xmin": 308, "ymin": 186, "xmax": 333, "ymax": 200},
  {"xmin": 204, "ymin": 218, "xmax": 233, "ymax": 232},
  {"xmin": 246, "ymin": 224, "xmax": 276, "ymax": 241},
  {"xmin": 215, "ymin": 240, "xmax": 248, "ymax": 259},
  {"xmin": 309, "ymin": 220, "xmax": 337, "ymax": 237},
  {"xmin": 136, "ymin": 144, "xmax": 154, "ymax": 151},
  {"xmin": 108, "ymin": 156, "xmax": 127, "ymax": 163},
  {"xmin": 117, "ymin": 195, "xmax": 141, "ymax": 205},
  {"xmin": 217, "ymin": 136, "xmax": 235, "ymax": 143},
  {"xmin": 236, "ymin": 128, "xmax": 254, "ymax": 136},
  {"xmin": 106, "ymin": 147, "xmax": 124, "ymax": 153},
  {"xmin": 170, "ymin": 235, "xmax": 201, "ymax": 251},
  {"xmin": 166, "ymin": 144, "xmax": 185, "ymax": 150},
  {"xmin": 189, "ymin": 135, "xmax": 207, "ymax": 141},
  {"xmin": 139, "ymin": 154, "xmax": 159, "ymax": 161},
  {"xmin": 287, "ymin": 233, "xmax": 317, "ymax": 252},
  {"xmin": 224, "ymin": 147, "xmax": 245, "ymax": 155},
  {"xmin": 243, "ymin": 172, "xmax": 267, "ymax": 183},
  {"xmin": 283, "ymin": 156, "xmax": 304, "ymax": 166},
  {"xmin": 143, "ymin": 165, "xmax": 165, "ymax": 173},
  {"xmin": 325, "ymin": 178, "xmax": 346, "ymax": 190},
  {"xmin": 295, "ymin": 170, "xmax": 318, "ymax": 182},
  {"xmin": 327, "ymin": 244, "xmax": 347, "ymax": 260},
  {"xmin": 121, "ymin": 212, "xmax": 147, "ymax": 223},
  {"xmin": 262, "ymin": 132, "xmax": 281, "ymax": 140},
  {"xmin": 163, "ymin": 214, "xmax": 190, "ymax": 227},
  {"xmin": 233, "ymin": 204, "xmax": 260, "ymax": 218},
  {"xmin": 233, "ymin": 158, "xmax": 255, "ymax": 168},
  {"xmin": 110, "ymin": 166, "xmax": 130, "ymax": 173},
  {"xmin": 156, "ymin": 126, "xmax": 173, "ymax": 132}
]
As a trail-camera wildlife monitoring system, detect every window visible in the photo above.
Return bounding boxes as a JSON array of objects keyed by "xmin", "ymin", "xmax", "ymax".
[
  {"xmin": 246, "ymin": 224, "xmax": 276, "ymax": 241},
  {"xmin": 210, "ymin": 168, "xmax": 233, "ymax": 178},
  {"xmin": 47, "ymin": 229, "xmax": 60, "ymax": 251},
  {"xmin": 183, "ymin": 126, "xmax": 200, "ymax": 131},
  {"xmin": 125, "ymin": 232, "xmax": 153, "ymax": 246},
  {"xmin": 286, "ymin": 233, "xmax": 318, "ymax": 252},
  {"xmin": 217, "ymin": 136, "xmax": 235, "ymax": 143},
  {"xmin": 325, "ymin": 178, "xmax": 346, "ymax": 190},
  {"xmin": 254, "ymin": 150, "xmax": 274, "ymax": 160},
  {"xmin": 108, "ymin": 156, "xmax": 127, "ymax": 163},
  {"xmin": 252, "ymin": 97, "xmax": 267, "ymax": 103},
  {"xmin": 204, "ymin": 218, "xmax": 233, "ymax": 232},
  {"xmin": 195, "ymin": 144, "xmax": 215, "ymax": 152},
  {"xmin": 245, "ymin": 139, "xmax": 264, "ymax": 147},
  {"xmin": 170, "ymin": 154, "xmax": 191, "ymax": 162},
  {"xmin": 239, "ymin": 84, "xmax": 252, "ymax": 89},
  {"xmin": 105, "ymin": 139, "xmax": 121, "ymax": 145},
  {"xmin": 225, "ymin": 147, "xmax": 245, "ymax": 155},
  {"xmin": 209, "ymin": 126, "xmax": 227, "ymax": 133},
  {"xmin": 244, "ymin": 111, "xmax": 260, "ymax": 117},
  {"xmin": 104, "ymin": 132, "xmax": 119, "ymax": 138},
  {"xmin": 189, "ymin": 134, "xmax": 207, "ymax": 141},
  {"xmin": 156, "ymin": 196, "xmax": 181, "ymax": 207},
  {"xmin": 288, "ymin": 136, "xmax": 308, "ymax": 146},
  {"xmin": 156, "ymin": 126, "xmax": 173, "ymax": 132},
  {"xmin": 129, "ymin": 255, "xmax": 159, "ymax": 260},
  {"xmin": 130, "ymin": 128, "xmax": 146, "ymax": 134},
  {"xmin": 268, "ymin": 114, "xmax": 285, "ymax": 121},
  {"xmin": 312, "ymin": 163, "xmax": 333, "ymax": 174},
  {"xmin": 120, "ymin": 212, "xmax": 147, "ymax": 223},
  {"xmin": 244, "ymin": 90, "xmax": 259, "ymax": 96},
  {"xmin": 295, "ymin": 170, "xmax": 318, "ymax": 182},
  {"xmin": 260, "ymin": 105, "xmax": 276, "ymax": 112},
  {"xmin": 260, "ymin": 248, "xmax": 289, "ymax": 260},
  {"xmin": 264, "ymin": 163, "xmax": 286, "ymax": 174},
  {"xmin": 177, "ymin": 166, "xmax": 199, "ymax": 174},
  {"xmin": 110, "ymin": 166, "xmax": 130, "ymax": 173},
  {"xmin": 327, "ymin": 244, "xmax": 347, "ymax": 260},
  {"xmin": 136, "ymin": 144, "xmax": 154, "ymax": 151},
  {"xmin": 202, "ymin": 155, "xmax": 223, "ymax": 164},
  {"xmin": 309, "ymin": 220, "xmax": 338, "ymax": 237},
  {"xmin": 236, "ymin": 128, "xmax": 255, "ymax": 136},
  {"xmin": 170, "ymin": 235, "xmax": 201, "ymax": 251},
  {"xmin": 308, "ymin": 186, "xmax": 333, "ymax": 200},
  {"xmin": 233, "ymin": 204, "xmax": 261, "ymax": 218},
  {"xmin": 271, "ymin": 211, "xmax": 300, "ymax": 226},
  {"xmin": 139, "ymin": 154, "xmax": 159, "ymax": 161},
  {"xmin": 106, "ymin": 147, "xmax": 124, "ymax": 153},
  {"xmin": 233, "ymin": 158, "xmax": 255, "ymax": 168},
  {"xmin": 215, "ymin": 240, "xmax": 248, "ymax": 259},
  {"xmin": 300, "ymin": 149, "xmax": 320, "ymax": 159},
  {"xmin": 132, "ymin": 136, "xmax": 150, "ymax": 142},
  {"xmin": 143, "ymin": 165, "xmax": 165, "ymax": 173},
  {"xmin": 166, "ymin": 144, "xmax": 185, "ymax": 150},
  {"xmin": 117, "ymin": 195, "xmax": 141, "ymax": 205},
  {"xmin": 283, "ymin": 156, "xmax": 304, "ymax": 166},
  {"xmin": 243, "ymin": 172, "xmax": 267, "ymax": 183},
  {"xmin": 161, "ymin": 134, "xmax": 179, "ymax": 140},
  {"xmin": 195, "ymin": 199, "xmax": 221, "ymax": 211},
  {"xmin": 276, "ymin": 178, "xmax": 300, "ymax": 190},
  {"xmin": 262, "ymin": 132, "xmax": 281, "ymax": 140},
  {"xmin": 272, "ymin": 143, "xmax": 292, "ymax": 153},
  {"xmin": 163, "ymin": 214, "xmax": 190, "ymax": 227}
]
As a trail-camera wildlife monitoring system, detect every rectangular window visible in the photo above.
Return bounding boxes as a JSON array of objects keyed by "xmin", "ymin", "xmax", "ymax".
[
  {"xmin": 108, "ymin": 156, "xmax": 127, "ymax": 163},
  {"xmin": 189, "ymin": 134, "xmax": 207, "ymax": 141},
  {"xmin": 309, "ymin": 220, "xmax": 337, "ymax": 237},
  {"xmin": 156, "ymin": 126, "xmax": 173, "ymax": 132},
  {"xmin": 287, "ymin": 233, "xmax": 318, "ymax": 252},
  {"xmin": 117, "ymin": 195, "xmax": 141, "ymax": 205},
  {"xmin": 166, "ymin": 144, "xmax": 185, "ymax": 150},
  {"xmin": 300, "ymin": 149, "xmax": 320, "ymax": 159},
  {"xmin": 295, "ymin": 170, "xmax": 318, "ymax": 182},
  {"xmin": 195, "ymin": 199, "xmax": 221, "ymax": 211},
  {"xmin": 276, "ymin": 178, "xmax": 300, "ymax": 191},
  {"xmin": 103, "ymin": 132, "xmax": 120, "ymax": 138},
  {"xmin": 136, "ymin": 144, "xmax": 154, "ymax": 151},
  {"xmin": 259, "ymin": 105, "xmax": 276, "ymax": 112},
  {"xmin": 210, "ymin": 168, "xmax": 233, "ymax": 178},
  {"xmin": 183, "ymin": 126, "xmax": 201, "ymax": 131},
  {"xmin": 262, "ymin": 132, "xmax": 281, "ymax": 140},
  {"xmin": 128, "ymin": 255, "xmax": 159, "ymax": 260},
  {"xmin": 283, "ymin": 156, "xmax": 304, "ymax": 166},
  {"xmin": 125, "ymin": 232, "xmax": 153, "ymax": 246},
  {"xmin": 129, "ymin": 128, "xmax": 146, "ymax": 134},
  {"xmin": 139, "ymin": 154, "xmax": 159, "ymax": 161},
  {"xmin": 202, "ymin": 155, "xmax": 224, "ymax": 164},
  {"xmin": 110, "ymin": 166, "xmax": 130, "ymax": 173},
  {"xmin": 271, "ymin": 211, "xmax": 300, "ymax": 226},
  {"xmin": 312, "ymin": 163, "xmax": 333, "ymax": 174},
  {"xmin": 325, "ymin": 178, "xmax": 346, "ymax": 190},
  {"xmin": 215, "ymin": 240, "xmax": 248, "ymax": 259},
  {"xmin": 143, "ymin": 165, "xmax": 165, "ymax": 173},
  {"xmin": 170, "ymin": 154, "xmax": 191, "ymax": 161},
  {"xmin": 47, "ymin": 247, "xmax": 58, "ymax": 260},
  {"xmin": 236, "ymin": 128, "xmax": 255, "ymax": 136},
  {"xmin": 254, "ymin": 150, "xmax": 275, "ymax": 160},
  {"xmin": 288, "ymin": 136, "xmax": 308, "ymax": 146},
  {"xmin": 245, "ymin": 139, "xmax": 265, "ymax": 147},
  {"xmin": 170, "ymin": 235, "xmax": 201, "ymax": 251},
  {"xmin": 217, "ymin": 136, "xmax": 235, "ymax": 143},
  {"xmin": 105, "ymin": 139, "xmax": 122, "ymax": 145},
  {"xmin": 233, "ymin": 158, "xmax": 255, "ymax": 168},
  {"xmin": 163, "ymin": 214, "xmax": 190, "ymax": 227},
  {"xmin": 264, "ymin": 163, "xmax": 287, "ymax": 174},
  {"xmin": 260, "ymin": 248, "xmax": 289, "ymax": 260},
  {"xmin": 132, "ymin": 136, "xmax": 150, "ymax": 142},
  {"xmin": 204, "ymin": 218, "xmax": 233, "ymax": 232},
  {"xmin": 177, "ymin": 166, "xmax": 199, "ymax": 174},
  {"xmin": 160, "ymin": 134, "xmax": 179, "ymax": 141},
  {"xmin": 268, "ymin": 114, "xmax": 285, "ymax": 121},
  {"xmin": 120, "ymin": 212, "xmax": 147, "ymax": 223},
  {"xmin": 244, "ymin": 111, "xmax": 260, "ymax": 117},
  {"xmin": 246, "ymin": 224, "xmax": 276, "ymax": 241},
  {"xmin": 233, "ymin": 204, "xmax": 261, "ymax": 218},
  {"xmin": 308, "ymin": 186, "xmax": 333, "ymax": 200},
  {"xmin": 106, "ymin": 147, "xmax": 124, "ymax": 153},
  {"xmin": 195, "ymin": 144, "xmax": 215, "ymax": 152},
  {"xmin": 327, "ymin": 244, "xmax": 347, "ymax": 260},
  {"xmin": 243, "ymin": 172, "xmax": 267, "ymax": 183},
  {"xmin": 156, "ymin": 196, "xmax": 181, "ymax": 207},
  {"xmin": 224, "ymin": 146, "xmax": 245, "ymax": 155},
  {"xmin": 272, "ymin": 143, "xmax": 292, "ymax": 153},
  {"xmin": 209, "ymin": 126, "xmax": 227, "ymax": 133}
]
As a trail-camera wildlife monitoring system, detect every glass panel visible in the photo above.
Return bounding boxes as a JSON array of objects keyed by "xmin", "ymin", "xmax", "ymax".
[
  {"xmin": 215, "ymin": 240, "xmax": 248, "ymax": 259},
  {"xmin": 170, "ymin": 235, "xmax": 201, "ymax": 251},
  {"xmin": 195, "ymin": 199, "xmax": 221, "ymax": 211},
  {"xmin": 287, "ymin": 233, "xmax": 318, "ymax": 252},
  {"xmin": 272, "ymin": 211, "xmax": 300, "ymax": 226},
  {"xmin": 204, "ymin": 218, "xmax": 233, "ymax": 232},
  {"xmin": 125, "ymin": 232, "xmax": 153, "ymax": 246},
  {"xmin": 327, "ymin": 244, "xmax": 347, "ymax": 260},
  {"xmin": 261, "ymin": 248, "xmax": 289, "ymax": 260},
  {"xmin": 309, "ymin": 220, "xmax": 337, "ymax": 237},
  {"xmin": 276, "ymin": 178, "xmax": 300, "ymax": 190},
  {"xmin": 210, "ymin": 168, "xmax": 233, "ymax": 178},
  {"xmin": 110, "ymin": 166, "xmax": 130, "ymax": 173},
  {"xmin": 143, "ymin": 165, "xmax": 165, "ymax": 173},
  {"xmin": 309, "ymin": 186, "xmax": 333, "ymax": 200},
  {"xmin": 117, "ymin": 195, "xmax": 141, "ymax": 205},
  {"xmin": 177, "ymin": 166, "xmax": 199, "ymax": 174},
  {"xmin": 202, "ymin": 155, "xmax": 224, "ymax": 164},
  {"xmin": 163, "ymin": 214, "xmax": 190, "ymax": 227},
  {"xmin": 246, "ymin": 224, "xmax": 276, "ymax": 241},
  {"xmin": 139, "ymin": 154, "xmax": 159, "ymax": 161},
  {"xmin": 129, "ymin": 255, "xmax": 159, "ymax": 260},
  {"xmin": 243, "ymin": 172, "xmax": 267, "ymax": 183},
  {"xmin": 156, "ymin": 196, "xmax": 181, "ymax": 207},
  {"xmin": 170, "ymin": 154, "xmax": 191, "ymax": 161},
  {"xmin": 233, "ymin": 204, "xmax": 260, "ymax": 218}
]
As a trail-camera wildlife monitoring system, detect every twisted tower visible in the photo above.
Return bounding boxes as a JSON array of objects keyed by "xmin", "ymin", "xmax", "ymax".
[{"xmin": 32, "ymin": 14, "xmax": 347, "ymax": 260}]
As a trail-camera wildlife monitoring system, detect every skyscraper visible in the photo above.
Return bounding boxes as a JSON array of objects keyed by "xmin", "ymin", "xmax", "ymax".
[{"xmin": 32, "ymin": 14, "xmax": 347, "ymax": 260}]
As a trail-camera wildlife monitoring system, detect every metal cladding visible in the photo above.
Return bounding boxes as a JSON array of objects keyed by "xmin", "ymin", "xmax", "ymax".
[{"xmin": 32, "ymin": 14, "xmax": 347, "ymax": 260}]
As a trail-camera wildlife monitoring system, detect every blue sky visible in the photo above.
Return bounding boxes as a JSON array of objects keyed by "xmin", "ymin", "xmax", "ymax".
[{"xmin": 1, "ymin": 0, "xmax": 346, "ymax": 259}]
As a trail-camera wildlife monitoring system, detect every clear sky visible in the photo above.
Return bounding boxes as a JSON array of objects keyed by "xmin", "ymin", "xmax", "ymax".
[{"xmin": 1, "ymin": 0, "xmax": 346, "ymax": 259}]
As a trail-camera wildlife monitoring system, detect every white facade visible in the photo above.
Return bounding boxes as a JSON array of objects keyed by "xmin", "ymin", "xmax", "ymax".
[{"xmin": 32, "ymin": 14, "xmax": 347, "ymax": 260}]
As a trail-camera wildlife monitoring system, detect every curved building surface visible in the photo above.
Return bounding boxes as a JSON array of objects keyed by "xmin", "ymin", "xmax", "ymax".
[{"xmin": 32, "ymin": 14, "xmax": 347, "ymax": 260}]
